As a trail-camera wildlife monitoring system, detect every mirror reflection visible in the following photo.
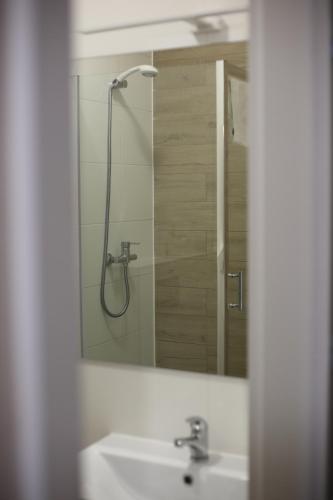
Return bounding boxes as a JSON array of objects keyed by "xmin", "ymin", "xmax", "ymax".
[{"xmin": 74, "ymin": 42, "xmax": 248, "ymax": 377}]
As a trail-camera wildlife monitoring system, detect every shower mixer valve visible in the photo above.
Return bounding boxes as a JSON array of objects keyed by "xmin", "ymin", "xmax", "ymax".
[{"xmin": 107, "ymin": 241, "xmax": 139, "ymax": 266}]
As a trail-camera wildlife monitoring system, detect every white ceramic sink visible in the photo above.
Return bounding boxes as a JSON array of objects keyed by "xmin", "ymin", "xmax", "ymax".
[{"xmin": 80, "ymin": 433, "xmax": 248, "ymax": 500}]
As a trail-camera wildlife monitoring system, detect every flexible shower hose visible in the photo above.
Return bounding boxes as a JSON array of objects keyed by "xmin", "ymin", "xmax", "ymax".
[{"xmin": 100, "ymin": 84, "xmax": 130, "ymax": 317}]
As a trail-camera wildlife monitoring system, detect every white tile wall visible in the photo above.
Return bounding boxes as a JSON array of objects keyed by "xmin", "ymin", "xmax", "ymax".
[
  {"xmin": 122, "ymin": 107, "xmax": 153, "ymax": 165},
  {"xmin": 77, "ymin": 52, "xmax": 154, "ymax": 367},
  {"xmin": 80, "ymin": 100, "xmax": 114, "ymax": 164},
  {"xmin": 82, "ymin": 274, "xmax": 154, "ymax": 350},
  {"xmin": 80, "ymin": 164, "xmax": 153, "ymax": 225},
  {"xmin": 80, "ymin": 361, "xmax": 248, "ymax": 455},
  {"xmin": 85, "ymin": 335, "xmax": 141, "ymax": 364},
  {"xmin": 82, "ymin": 278, "xmax": 141, "ymax": 347},
  {"xmin": 81, "ymin": 221, "xmax": 153, "ymax": 287},
  {"xmin": 73, "ymin": 53, "xmax": 153, "ymax": 79},
  {"xmin": 78, "ymin": 71, "xmax": 152, "ymax": 111},
  {"xmin": 109, "ymin": 165, "xmax": 153, "ymax": 221}
]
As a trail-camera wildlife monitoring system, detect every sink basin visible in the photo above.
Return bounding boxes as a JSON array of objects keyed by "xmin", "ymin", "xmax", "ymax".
[{"xmin": 80, "ymin": 433, "xmax": 248, "ymax": 500}]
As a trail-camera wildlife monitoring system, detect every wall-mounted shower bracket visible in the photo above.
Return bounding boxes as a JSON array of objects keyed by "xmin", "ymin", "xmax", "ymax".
[{"xmin": 111, "ymin": 79, "xmax": 128, "ymax": 89}]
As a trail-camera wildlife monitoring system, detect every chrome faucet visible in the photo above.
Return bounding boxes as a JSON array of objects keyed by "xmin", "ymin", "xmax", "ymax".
[
  {"xmin": 107, "ymin": 241, "xmax": 139, "ymax": 266},
  {"xmin": 174, "ymin": 417, "xmax": 209, "ymax": 461}
]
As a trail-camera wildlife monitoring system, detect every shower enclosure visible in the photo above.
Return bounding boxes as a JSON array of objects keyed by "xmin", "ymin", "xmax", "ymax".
[{"xmin": 75, "ymin": 43, "xmax": 248, "ymax": 376}]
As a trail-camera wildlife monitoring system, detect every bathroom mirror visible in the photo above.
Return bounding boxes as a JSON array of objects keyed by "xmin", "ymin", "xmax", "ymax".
[{"xmin": 73, "ymin": 41, "xmax": 248, "ymax": 377}]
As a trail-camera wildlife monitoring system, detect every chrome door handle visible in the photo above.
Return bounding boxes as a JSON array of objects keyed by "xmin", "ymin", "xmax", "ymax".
[{"xmin": 227, "ymin": 271, "xmax": 244, "ymax": 311}]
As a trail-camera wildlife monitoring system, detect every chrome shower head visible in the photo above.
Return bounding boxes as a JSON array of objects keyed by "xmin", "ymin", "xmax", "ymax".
[{"xmin": 110, "ymin": 65, "xmax": 158, "ymax": 88}]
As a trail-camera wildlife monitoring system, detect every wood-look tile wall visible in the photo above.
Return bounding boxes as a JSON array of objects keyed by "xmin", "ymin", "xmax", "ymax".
[{"xmin": 153, "ymin": 43, "xmax": 248, "ymax": 374}]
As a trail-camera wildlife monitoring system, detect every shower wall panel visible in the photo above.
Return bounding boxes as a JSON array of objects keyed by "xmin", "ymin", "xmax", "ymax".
[
  {"xmin": 75, "ymin": 53, "xmax": 155, "ymax": 365},
  {"xmin": 153, "ymin": 43, "xmax": 247, "ymax": 374}
]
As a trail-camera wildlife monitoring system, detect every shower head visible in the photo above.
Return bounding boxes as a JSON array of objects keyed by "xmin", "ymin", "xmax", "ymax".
[
  {"xmin": 116, "ymin": 65, "xmax": 158, "ymax": 82},
  {"xmin": 110, "ymin": 65, "xmax": 158, "ymax": 88}
]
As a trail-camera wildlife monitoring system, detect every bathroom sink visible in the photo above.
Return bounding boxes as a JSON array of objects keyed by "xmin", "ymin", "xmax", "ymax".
[{"xmin": 80, "ymin": 433, "xmax": 248, "ymax": 500}]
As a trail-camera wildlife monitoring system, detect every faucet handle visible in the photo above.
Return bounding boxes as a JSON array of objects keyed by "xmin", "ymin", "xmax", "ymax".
[
  {"xmin": 120, "ymin": 241, "xmax": 140, "ymax": 250},
  {"xmin": 128, "ymin": 241, "xmax": 140, "ymax": 261},
  {"xmin": 186, "ymin": 416, "xmax": 208, "ymax": 436}
]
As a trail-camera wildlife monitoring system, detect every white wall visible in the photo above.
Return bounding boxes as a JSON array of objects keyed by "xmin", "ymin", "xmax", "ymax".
[
  {"xmin": 72, "ymin": 15, "xmax": 249, "ymax": 59},
  {"xmin": 75, "ymin": 53, "xmax": 155, "ymax": 366},
  {"xmin": 80, "ymin": 361, "xmax": 248, "ymax": 455},
  {"xmin": 249, "ymin": 0, "xmax": 330, "ymax": 497},
  {"xmin": 72, "ymin": 0, "xmax": 248, "ymax": 32},
  {"xmin": 71, "ymin": 0, "xmax": 249, "ymax": 59}
]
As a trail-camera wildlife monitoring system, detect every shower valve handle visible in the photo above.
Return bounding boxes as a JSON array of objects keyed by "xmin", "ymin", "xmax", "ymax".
[
  {"xmin": 107, "ymin": 241, "xmax": 140, "ymax": 266},
  {"xmin": 121, "ymin": 241, "xmax": 139, "ymax": 262},
  {"xmin": 121, "ymin": 241, "xmax": 140, "ymax": 249}
]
